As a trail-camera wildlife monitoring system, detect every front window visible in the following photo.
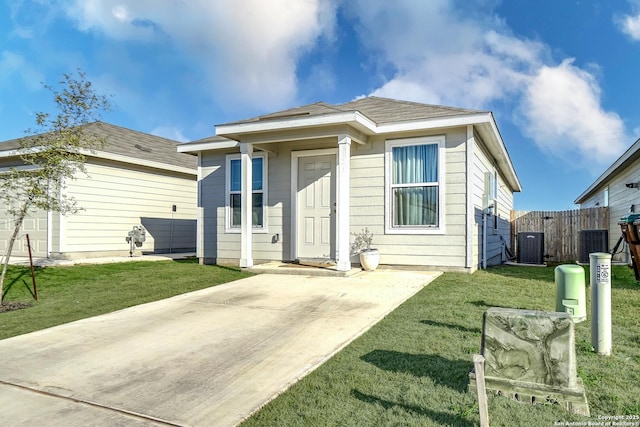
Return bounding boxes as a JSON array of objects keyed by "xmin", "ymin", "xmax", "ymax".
[
  {"xmin": 386, "ymin": 136, "xmax": 444, "ymax": 234},
  {"xmin": 226, "ymin": 154, "xmax": 267, "ymax": 231}
]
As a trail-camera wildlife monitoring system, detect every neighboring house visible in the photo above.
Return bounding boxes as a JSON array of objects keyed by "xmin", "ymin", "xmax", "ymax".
[
  {"xmin": 575, "ymin": 137, "xmax": 640, "ymax": 261},
  {"xmin": 0, "ymin": 122, "xmax": 198, "ymax": 259},
  {"xmin": 179, "ymin": 97, "xmax": 521, "ymax": 273}
]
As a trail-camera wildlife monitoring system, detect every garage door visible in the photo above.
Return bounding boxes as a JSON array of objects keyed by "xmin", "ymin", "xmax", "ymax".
[{"xmin": 0, "ymin": 209, "xmax": 48, "ymax": 258}]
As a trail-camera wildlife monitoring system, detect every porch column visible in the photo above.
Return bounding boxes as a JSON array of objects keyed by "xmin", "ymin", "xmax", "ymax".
[
  {"xmin": 240, "ymin": 143, "xmax": 253, "ymax": 268},
  {"xmin": 336, "ymin": 134, "xmax": 351, "ymax": 271}
]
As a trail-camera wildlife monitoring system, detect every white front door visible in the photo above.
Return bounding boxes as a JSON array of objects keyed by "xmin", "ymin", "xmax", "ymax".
[{"xmin": 297, "ymin": 154, "xmax": 336, "ymax": 260}]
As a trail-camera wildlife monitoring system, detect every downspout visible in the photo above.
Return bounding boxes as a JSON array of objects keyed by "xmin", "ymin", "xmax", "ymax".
[
  {"xmin": 482, "ymin": 205, "xmax": 493, "ymax": 269},
  {"xmin": 482, "ymin": 210, "xmax": 487, "ymax": 269},
  {"xmin": 465, "ymin": 125, "xmax": 474, "ymax": 270},
  {"xmin": 47, "ymin": 179, "xmax": 52, "ymax": 258},
  {"xmin": 196, "ymin": 154, "xmax": 204, "ymax": 262}
]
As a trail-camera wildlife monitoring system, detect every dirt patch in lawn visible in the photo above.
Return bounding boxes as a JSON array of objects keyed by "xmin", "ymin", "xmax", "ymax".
[{"xmin": 0, "ymin": 302, "xmax": 32, "ymax": 313}]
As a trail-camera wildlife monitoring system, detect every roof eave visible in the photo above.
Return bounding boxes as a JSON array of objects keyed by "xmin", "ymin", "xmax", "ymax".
[
  {"xmin": 179, "ymin": 109, "xmax": 521, "ymax": 192},
  {"xmin": 81, "ymin": 149, "xmax": 197, "ymax": 175},
  {"xmin": 178, "ymin": 139, "xmax": 240, "ymax": 154},
  {"xmin": 478, "ymin": 113, "xmax": 522, "ymax": 193},
  {"xmin": 216, "ymin": 111, "xmax": 378, "ymax": 141},
  {"xmin": 574, "ymin": 137, "xmax": 640, "ymax": 204}
]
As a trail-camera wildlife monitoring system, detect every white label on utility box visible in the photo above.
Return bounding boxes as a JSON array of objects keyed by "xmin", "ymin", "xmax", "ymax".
[{"xmin": 596, "ymin": 263, "xmax": 610, "ymax": 284}]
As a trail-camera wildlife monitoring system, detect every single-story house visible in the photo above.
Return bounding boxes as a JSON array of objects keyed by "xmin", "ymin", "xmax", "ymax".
[
  {"xmin": 575, "ymin": 136, "xmax": 640, "ymax": 261},
  {"xmin": 0, "ymin": 122, "xmax": 198, "ymax": 259},
  {"xmin": 179, "ymin": 97, "xmax": 522, "ymax": 273}
]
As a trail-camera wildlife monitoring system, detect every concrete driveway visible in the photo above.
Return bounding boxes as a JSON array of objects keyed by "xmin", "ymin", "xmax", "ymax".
[{"xmin": 0, "ymin": 270, "xmax": 440, "ymax": 427}]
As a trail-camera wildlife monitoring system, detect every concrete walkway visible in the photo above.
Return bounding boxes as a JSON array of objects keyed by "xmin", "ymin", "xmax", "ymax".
[{"xmin": 0, "ymin": 270, "xmax": 441, "ymax": 427}]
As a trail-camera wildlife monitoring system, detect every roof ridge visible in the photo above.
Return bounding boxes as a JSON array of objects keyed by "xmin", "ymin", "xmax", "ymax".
[{"xmin": 342, "ymin": 96, "xmax": 487, "ymax": 113}]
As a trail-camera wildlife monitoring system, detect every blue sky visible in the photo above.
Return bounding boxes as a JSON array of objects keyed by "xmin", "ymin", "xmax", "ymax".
[{"xmin": 2, "ymin": 0, "xmax": 640, "ymax": 211}]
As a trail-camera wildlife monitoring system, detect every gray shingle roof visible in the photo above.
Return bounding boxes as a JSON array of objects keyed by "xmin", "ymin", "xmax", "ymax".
[
  {"xmin": 337, "ymin": 97, "xmax": 485, "ymax": 123},
  {"xmin": 0, "ymin": 122, "xmax": 196, "ymax": 170},
  {"xmin": 223, "ymin": 96, "xmax": 486, "ymax": 126}
]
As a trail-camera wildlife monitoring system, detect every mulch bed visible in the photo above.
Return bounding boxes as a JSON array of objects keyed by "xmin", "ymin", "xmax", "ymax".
[{"xmin": 0, "ymin": 302, "xmax": 32, "ymax": 313}]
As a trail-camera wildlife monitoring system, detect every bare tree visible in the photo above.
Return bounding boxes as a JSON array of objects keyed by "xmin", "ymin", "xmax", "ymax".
[{"xmin": 0, "ymin": 70, "xmax": 112, "ymax": 303}]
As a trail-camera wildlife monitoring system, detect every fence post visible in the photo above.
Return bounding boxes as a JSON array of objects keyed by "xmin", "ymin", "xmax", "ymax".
[
  {"xmin": 26, "ymin": 234, "xmax": 37, "ymax": 301},
  {"xmin": 473, "ymin": 354, "xmax": 490, "ymax": 427}
]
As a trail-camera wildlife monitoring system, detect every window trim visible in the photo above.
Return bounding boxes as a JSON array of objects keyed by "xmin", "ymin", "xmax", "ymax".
[
  {"xmin": 225, "ymin": 153, "xmax": 268, "ymax": 233},
  {"xmin": 384, "ymin": 136, "xmax": 446, "ymax": 235}
]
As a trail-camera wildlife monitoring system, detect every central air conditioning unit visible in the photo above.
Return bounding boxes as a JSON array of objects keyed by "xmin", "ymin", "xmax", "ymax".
[
  {"xmin": 579, "ymin": 229, "xmax": 609, "ymax": 264},
  {"xmin": 517, "ymin": 232, "xmax": 544, "ymax": 264}
]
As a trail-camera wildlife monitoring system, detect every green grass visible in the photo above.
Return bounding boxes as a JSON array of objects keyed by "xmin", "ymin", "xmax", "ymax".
[
  {"xmin": 0, "ymin": 259, "xmax": 251, "ymax": 340},
  {"xmin": 242, "ymin": 264, "xmax": 640, "ymax": 427}
]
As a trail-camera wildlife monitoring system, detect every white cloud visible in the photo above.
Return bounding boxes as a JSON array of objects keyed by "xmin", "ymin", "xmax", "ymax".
[
  {"xmin": 61, "ymin": 0, "xmax": 336, "ymax": 112},
  {"xmin": 151, "ymin": 126, "xmax": 189, "ymax": 143},
  {"xmin": 52, "ymin": 0, "xmax": 630, "ymax": 169},
  {"xmin": 519, "ymin": 59, "xmax": 627, "ymax": 165},
  {"xmin": 618, "ymin": 12, "xmax": 640, "ymax": 39},
  {"xmin": 349, "ymin": 1, "xmax": 542, "ymax": 108},
  {"xmin": 348, "ymin": 0, "xmax": 628, "ymax": 167}
]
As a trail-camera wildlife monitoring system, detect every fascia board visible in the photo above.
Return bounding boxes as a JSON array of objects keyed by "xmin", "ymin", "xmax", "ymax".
[
  {"xmin": 484, "ymin": 114, "xmax": 522, "ymax": 192},
  {"xmin": 0, "ymin": 147, "xmax": 42, "ymax": 158},
  {"xmin": 1, "ymin": 146, "xmax": 195, "ymax": 175},
  {"xmin": 376, "ymin": 112, "xmax": 492, "ymax": 133},
  {"xmin": 0, "ymin": 164, "xmax": 41, "ymax": 174},
  {"xmin": 216, "ymin": 111, "xmax": 377, "ymax": 136},
  {"xmin": 574, "ymin": 137, "xmax": 640, "ymax": 204},
  {"xmin": 177, "ymin": 140, "xmax": 239, "ymax": 153}
]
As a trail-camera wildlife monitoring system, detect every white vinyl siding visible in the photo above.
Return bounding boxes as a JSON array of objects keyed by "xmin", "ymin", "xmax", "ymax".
[
  {"xmin": 60, "ymin": 160, "xmax": 197, "ymax": 256},
  {"xmin": 579, "ymin": 158, "xmax": 640, "ymax": 262}
]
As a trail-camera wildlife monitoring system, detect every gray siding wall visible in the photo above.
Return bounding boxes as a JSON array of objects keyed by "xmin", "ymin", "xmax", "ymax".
[
  {"xmin": 352, "ymin": 129, "xmax": 468, "ymax": 268},
  {"xmin": 203, "ymin": 139, "xmax": 336, "ymax": 263},
  {"xmin": 202, "ymin": 129, "xmax": 476, "ymax": 270}
]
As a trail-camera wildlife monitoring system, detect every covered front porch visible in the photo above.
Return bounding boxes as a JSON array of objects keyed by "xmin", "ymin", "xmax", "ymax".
[{"xmin": 223, "ymin": 127, "xmax": 370, "ymax": 272}]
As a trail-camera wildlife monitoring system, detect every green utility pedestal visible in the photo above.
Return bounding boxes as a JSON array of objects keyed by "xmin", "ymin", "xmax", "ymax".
[{"xmin": 555, "ymin": 264, "xmax": 587, "ymax": 323}]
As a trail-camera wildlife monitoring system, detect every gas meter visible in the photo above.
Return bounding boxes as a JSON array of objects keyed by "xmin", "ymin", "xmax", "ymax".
[{"xmin": 126, "ymin": 225, "xmax": 146, "ymax": 256}]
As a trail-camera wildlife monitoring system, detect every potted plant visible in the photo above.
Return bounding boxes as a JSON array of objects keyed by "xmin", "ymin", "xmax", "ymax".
[{"xmin": 351, "ymin": 227, "xmax": 380, "ymax": 271}]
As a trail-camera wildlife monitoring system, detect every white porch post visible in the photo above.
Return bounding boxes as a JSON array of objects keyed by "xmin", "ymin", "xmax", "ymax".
[
  {"xmin": 336, "ymin": 134, "xmax": 351, "ymax": 271},
  {"xmin": 240, "ymin": 143, "xmax": 253, "ymax": 268}
]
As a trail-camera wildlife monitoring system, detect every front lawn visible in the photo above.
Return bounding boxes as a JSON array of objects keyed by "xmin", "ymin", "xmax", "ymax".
[
  {"xmin": 0, "ymin": 259, "xmax": 251, "ymax": 340},
  {"xmin": 242, "ymin": 265, "xmax": 640, "ymax": 427}
]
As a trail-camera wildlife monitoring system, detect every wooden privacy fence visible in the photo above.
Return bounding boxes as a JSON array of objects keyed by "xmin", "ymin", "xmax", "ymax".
[{"xmin": 510, "ymin": 207, "xmax": 609, "ymax": 263}]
